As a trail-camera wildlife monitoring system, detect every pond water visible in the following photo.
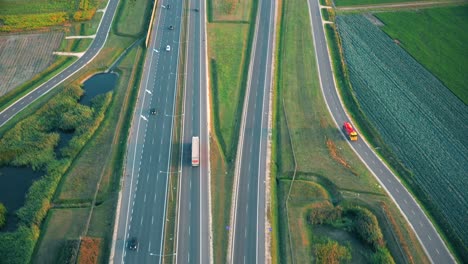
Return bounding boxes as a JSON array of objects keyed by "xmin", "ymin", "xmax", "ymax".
[
  {"xmin": 80, "ymin": 72, "xmax": 118, "ymax": 106},
  {"xmin": 0, "ymin": 166, "xmax": 43, "ymax": 231}
]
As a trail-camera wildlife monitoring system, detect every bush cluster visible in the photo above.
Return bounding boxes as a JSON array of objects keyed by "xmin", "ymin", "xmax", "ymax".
[
  {"xmin": 0, "ymin": 203, "xmax": 6, "ymax": 229},
  {"xmin": 0, "ymin": 85, "xmax": 112, "ymax": 264},
  {"xmin": 314, "ymin": 239, "xmax": 351, "ymax": 264},
  {"xmin": 57, "ymin": 239, "xmax": 80, "ymax": 264}
]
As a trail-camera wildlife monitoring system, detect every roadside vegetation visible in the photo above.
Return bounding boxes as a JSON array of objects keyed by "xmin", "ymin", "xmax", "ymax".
[
  {"xmin": 375, "ymin": 6, "xmax": 468, "ymax": 104},
  {"xmin": 0, "ymin": 0, "xmax": 152, "ymax": 263},
  {"xmin": 271, "ymin": 0, "xmax": 429, "ymax": 263},
  {"xmin": 207, "ymin": 0, "xmax": 257, "ymax": 262}
]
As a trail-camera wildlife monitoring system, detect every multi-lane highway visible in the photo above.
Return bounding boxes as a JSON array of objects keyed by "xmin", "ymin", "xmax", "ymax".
[
  {"xmin": 0, "ymin": 0, "xmax": 119, "ymax": 128},
  {"xmin": 306, "ymin": 0, "xmax": 455, "ymax": 263},
  {"xmin": 229, "ymin": 0, "xmax": 276, "ymax": 263},
  {"xmin": 111, "ymin": 1, "xmax": 184, "ymax": 263},
  {"xmin": 175, "ymin": 0, "xmax": 211, "ymax": 263}
]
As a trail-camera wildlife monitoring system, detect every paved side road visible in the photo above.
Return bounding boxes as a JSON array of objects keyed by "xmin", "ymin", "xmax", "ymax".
[
  {"xmin": 229, "ymin": 0, "xmax": 275, "ymax": 263},
  {"xmin": 0, "ymin": 0, "xmax": 120, "ymax": 128},
  {"xmin": 306, "ymin": 0, "xmax": 455, "ymax": 263}
]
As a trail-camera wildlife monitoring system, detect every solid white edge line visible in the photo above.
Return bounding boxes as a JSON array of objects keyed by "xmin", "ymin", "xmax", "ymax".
[{"xmin": 256, "ymin": 0, "xmax": 273, "ymax": 262}]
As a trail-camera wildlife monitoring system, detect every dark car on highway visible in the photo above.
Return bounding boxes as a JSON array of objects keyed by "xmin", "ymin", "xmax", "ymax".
[{"xmin": 128, "ymin": 237, "xmax": 138, "ymax": 251}]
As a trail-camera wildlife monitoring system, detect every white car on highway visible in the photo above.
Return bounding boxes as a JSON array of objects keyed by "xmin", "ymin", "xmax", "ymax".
[{"xmin": 166, "ymin": 45, "xmax": 171, "ymax": 52}]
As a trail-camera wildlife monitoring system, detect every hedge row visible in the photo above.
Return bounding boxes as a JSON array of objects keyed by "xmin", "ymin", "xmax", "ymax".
[{"xmin": 0, "ymin": 85, "xmax": 112, "ymax": 264}]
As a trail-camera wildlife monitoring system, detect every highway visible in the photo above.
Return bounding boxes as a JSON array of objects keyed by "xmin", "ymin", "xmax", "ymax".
[
  {"xmin": 175, "ymin": 0, "xmax": 211, "ymax": 263},
  {"xmin": 0, "ymin": 0, "xmax": 120, "ymax": 128},
  {"xmin": 111, "ymin": 0, "xmax": 184, "ymax": 263},
  {"xmin": 306, "ymin": 0, "xmax": 455, "ymax": 263},
  {"xmin": 229, "ymin": 0, "xmax": 276, "ymax": 263}
]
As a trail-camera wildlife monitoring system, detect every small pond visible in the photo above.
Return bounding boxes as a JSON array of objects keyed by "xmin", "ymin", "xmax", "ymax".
[
  {"xmin": 0, "ymin": 166, "xmax": 43, "ymax": 231},
  {"xmin": 80, "ymin": 72, "xmax": 118, "ymax": 106}
]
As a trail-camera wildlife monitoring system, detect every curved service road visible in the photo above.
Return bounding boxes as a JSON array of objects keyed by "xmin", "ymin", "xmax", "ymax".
[
  {"xmin": 0, "ymin": 0, "xmax": 120, "ymax": 128},
  {"xmin": 307, "ymin": 0, "xmax": 455, "ymax": 263}
]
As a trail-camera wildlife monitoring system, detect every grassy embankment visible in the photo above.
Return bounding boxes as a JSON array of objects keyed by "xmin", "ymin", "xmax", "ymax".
[
  {"xmin": 207, "ymin": 0, "xmax": 256, "ymax": 262},
  {"xmin": 375, "ymin": 6, "xmax": 468, "ymax": 104},
  {"xmin": 0, "ymin": 0, "xmax": 103, "ymax": 113},
  {"xmin": 272, "ymin": 0, "xmax": 429, "ymax": 263},
  {"xmin": 27, "ymin": 0, "xmax": 153, "ymax": 263}
]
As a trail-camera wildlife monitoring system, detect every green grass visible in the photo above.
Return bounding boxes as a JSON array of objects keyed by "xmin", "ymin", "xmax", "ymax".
[
  {"xmin": 376, "ymin": 6, "xmax": 468, "ymax": 104},
  {"xmin": 273, "ymin": 0, "xmax": 430, "ymax": 263},
  {"xmin": 208, "ymin": 23, "xmax": 249, "ymax": 160},
  {"xmin": 211, "ymin": 0, "xmax": 252, "ymax": 21},
  {"xmin": 334, "ymin": 0, "xmax": 440, "ymax": 7},
  {"xmin": 114, "ymin": 0, "xmax": 153, "ymax": 36},
  {"xmin": 33, "ymin": 208, "xmax": 89, "ymax": 264},
  {"xmin": 0, "ymin": 0, "xmax": 79, "ymax": 15}
]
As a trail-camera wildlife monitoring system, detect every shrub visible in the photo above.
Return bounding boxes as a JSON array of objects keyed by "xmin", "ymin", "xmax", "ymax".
[
  {"xmin": 0, "ymin": 203, "xmax": 6, "ymax": 229},
  {"xmin": 314, "ymin": 239, "xmax": 351, "ymax": 264},
  {"xmin": 307, "ymin": 204, "xmax": 343, "ymax": 225},
  {"xmin": 371, "ymin": 247, "xmax": 395, "ymax": 264},
  {"xmin": 57, "ymin": 239, "xmax": 80, "ymax": 264},
  {"xmin": 0, "ymin": 225, "xmax": 39, "ymax": 264},
  {"xmin": 347, "ymin": 207, "xmax": 384, "ymax": 250}
]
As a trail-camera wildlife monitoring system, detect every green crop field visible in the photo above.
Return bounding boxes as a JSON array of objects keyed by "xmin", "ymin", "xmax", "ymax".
[
  {"xmin": 0, "ymin": 0, "xmax": 100, "ymax": 31},
  {"xmin": 334, "ymin": 0, "xmax": 440, "ymax": 7},
  {"xmin": 336, "ymin": 15, "xmax": 468, "ymax": 260},
  {"xmin": 376, "ymin": 6, "xmax": 468, "ymax": 104}
]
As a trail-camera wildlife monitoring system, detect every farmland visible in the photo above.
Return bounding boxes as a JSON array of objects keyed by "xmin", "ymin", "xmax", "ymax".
[
  {"xmin": 336, "ymin": 14, "xmax": 468, "ymax": 260},
  {"xmin": 333, "ymin": 0, "xmax": 446, "ymax": 7},
  {"xmin": 0, "ymin": 0, "xmax": 100, "ymax": 32},
  {"xmin": 0, "ymin": 32, "xmax": 64, "ymax": 97},
  {"xmin": 375, "ymin": 6, "xmax": 468, "ymax": 104}
]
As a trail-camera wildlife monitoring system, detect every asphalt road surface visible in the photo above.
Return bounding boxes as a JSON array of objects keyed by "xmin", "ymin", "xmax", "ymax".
[
  {"xmin": 111, "ymin": 1, "xmax": 184, "ymax": 263},
  {"xmin": 306, "ymin": 0, "xmax": 455, "ymax": 263},
  {"xmin": 0, "ymin": 0, "xmax": 119, "ymax": 128},
  {"xmin": 229, "ymin": 0, "xmax": 275, "ymax": 263},
  {"xmin": 175, "ymin": 0, "xmax": 211, "ymax": 263}
]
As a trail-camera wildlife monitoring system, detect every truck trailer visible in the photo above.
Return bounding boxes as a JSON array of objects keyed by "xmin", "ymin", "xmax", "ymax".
[
  {"xmin": 343, "ymin": 122, "xmax": 358, "ymax": 141},
  {"xmin": 192, "ymin": 136, "xmax": 200, "ymax": 166}
]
